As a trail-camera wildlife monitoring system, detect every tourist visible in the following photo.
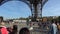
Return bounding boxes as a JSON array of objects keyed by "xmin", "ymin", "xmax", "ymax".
[
  {"xmin": 19, "ymin": 27, "xmax": 30, "ymax": 34},
  {"xmin": 57, "ymin": 21, "xmax": 60, "ymax": 34},
  {"xmin": 12, "ymin": 25, "xmax": 18, "ymax": 34},
  {"xmin": 52, "ymin": 20, "xmax": 57, "ymax": 34},
  {"xmin": 0, "ymin": 17, "xmax": 8, "ymax": 34}
]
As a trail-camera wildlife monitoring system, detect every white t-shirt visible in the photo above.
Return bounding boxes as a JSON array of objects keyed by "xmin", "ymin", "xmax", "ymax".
[{"xmin": 52, "ymin": 23, "xmax": 57, "ymax": 34}]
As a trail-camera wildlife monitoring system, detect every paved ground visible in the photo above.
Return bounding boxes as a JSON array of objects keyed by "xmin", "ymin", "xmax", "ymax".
[{"xmin": 5, "ymin": 23, "xmax": 60, "ymax": 34}]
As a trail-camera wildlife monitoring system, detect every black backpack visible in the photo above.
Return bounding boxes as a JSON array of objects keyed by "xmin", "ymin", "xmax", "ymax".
[{"xmin": 0, "ymin": 27, "xmax": 3, "ymax": 34}]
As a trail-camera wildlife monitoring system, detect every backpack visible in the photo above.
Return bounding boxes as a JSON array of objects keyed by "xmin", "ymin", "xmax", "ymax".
[{"xmin": 0, "ymin": 27, "xmax": 3, "ymax": 34}]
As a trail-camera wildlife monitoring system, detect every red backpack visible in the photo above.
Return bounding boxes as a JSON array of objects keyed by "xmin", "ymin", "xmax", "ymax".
[{"xmin": 0, "ymin": 27, "xmax": 3, "ymax": 34}]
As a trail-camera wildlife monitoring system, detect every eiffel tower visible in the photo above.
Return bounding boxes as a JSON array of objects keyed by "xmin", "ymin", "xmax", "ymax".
[{"xmin": 0, "ymin": 0, "xmax": 48, "ymax": 22}]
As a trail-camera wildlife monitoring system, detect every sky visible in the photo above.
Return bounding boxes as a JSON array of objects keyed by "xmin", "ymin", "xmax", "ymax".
[
  {"xmin": 0, "ymin": 1, "xmax": 31, "ymax": 19},
  {"xmin": 42, "ymin": 0, "xmax": 60, "ymax": 17},
  {"xmin": 0, "ymin": 0, "xmax": 60, "ymax": 19}
]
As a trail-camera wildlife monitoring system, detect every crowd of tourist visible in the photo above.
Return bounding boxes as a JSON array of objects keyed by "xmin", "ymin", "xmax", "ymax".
[
  {"xmin": 1, "ymin": 16, "xmax": 60, "ymax": 34},
  {"xmin": 0, "ymin": 17, "xmax": 30, "ymax": 34}
]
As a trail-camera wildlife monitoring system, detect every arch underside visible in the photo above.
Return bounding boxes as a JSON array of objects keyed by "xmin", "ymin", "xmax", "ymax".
[
  {"xmin": 0, "ymin": 0, "xmax": 31, "ymax": 9},
  {"xmin": 0, "ymin": 0, "xmax": 48, "ymax": 10}
]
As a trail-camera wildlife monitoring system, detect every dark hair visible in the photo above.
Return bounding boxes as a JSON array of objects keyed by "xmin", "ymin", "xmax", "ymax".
[
  {"xmin": 52, "ymin": 20, "xmax": 57, "ymax": 25},
  {"xmin": 12, "ymin": 25, "xmax": 18, "ymax": 34},
  {"xmin": 0, "ymin": 16, "xmax": 3, "ymax": 22},
  {"xmin": 19, "ymin": 27, "xmax": 30, "ymax": 34},
  {"xmin": 13, "ymin": 25, "xmax": 18, "ymax": 31}
]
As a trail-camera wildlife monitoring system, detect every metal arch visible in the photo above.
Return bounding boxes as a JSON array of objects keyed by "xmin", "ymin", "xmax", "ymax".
[
  {"xmin": 0, "ymin": 0, "xmax": 48, "ymax": 22},
  {"xmin": 0, "ymin": 0, "xmax": 11, "ymax": 5},
  {"xmin": 0, "ymin": 0, "xmax": 30, "ymax": 5},
  {"xmin": 42, "ymin": 0, "xmax": 48, "ymax": 6},
  {"xmin": 38, "ymin": 0, "xmax": 48, "ymax": 8},
  {"xmin": 19, "ymin": 0, "xmax": 31, "ymax": 9},
  {"xmin": 20, "ymin": 0, "xmax": 32, "ymax": 11},
  {"xmin": 0, "ymin": 0, "xmax": 48, "ymax": 12},
  {"xmin": 0, "ymin": 0, "xmax": 31, "ymax": 10}
]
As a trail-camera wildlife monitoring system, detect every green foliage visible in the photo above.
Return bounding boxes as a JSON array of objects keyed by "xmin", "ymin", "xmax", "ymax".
[{"xmin": 58, "ymin": 16, "xmax": 60, "ymax": 21}]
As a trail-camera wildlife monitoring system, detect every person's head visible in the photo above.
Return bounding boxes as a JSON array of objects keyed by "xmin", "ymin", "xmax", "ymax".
[
  {"xmin": 13, "ymin": 25, "xmax": 18, "ymax": 31},
  {"xmin": 19, "ymin": 27, "xmax": 30, "ymax": 34},
  {"xmin": 52, "ymin": 20, "xmax": 57, "ymax": 24},
  {"xmin": 0, "ymin": 16, "xmax": 3, "ymax": 23},
  {"xmin": 0, "ymin": 21, "xmax": 5, "ymax": 26},
  {"xmin": 52, "ymin": 20, "xmax": 55, "ymax": 23}
]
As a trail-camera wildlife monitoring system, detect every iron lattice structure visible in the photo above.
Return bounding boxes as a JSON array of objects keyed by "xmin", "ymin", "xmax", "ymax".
[{"xmin": 0, "ymin": 0, "xmax": 48, "ymax": 22}]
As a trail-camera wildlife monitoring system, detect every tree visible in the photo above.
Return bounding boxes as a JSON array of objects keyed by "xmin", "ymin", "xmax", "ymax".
[{"xmin": 57, "ymin": 16, "xmax": 60, "ymax": 21}]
